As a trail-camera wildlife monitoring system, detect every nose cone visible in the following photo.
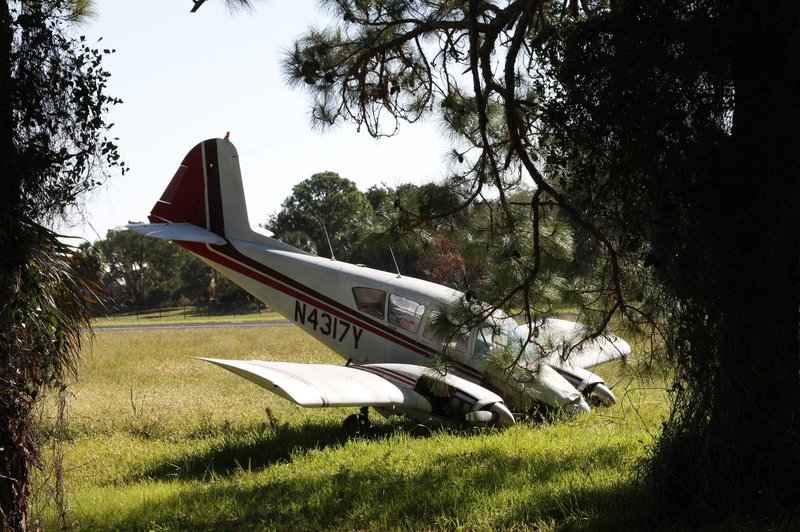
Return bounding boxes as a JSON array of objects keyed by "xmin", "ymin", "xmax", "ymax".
[
  {"xmin": 464, "ymin": 402, "xmax": 516, "ymax": 427},
  {"xmin": 489, "ymin": 402, "xmax": 516, "ymax": 427},
  {"xmin": 589, "ymin": 383, "xmax": 617, "ymax": 407},
  {"xmin": 573, "ymin": 397, "xmax": 592, "ymax": 414}
]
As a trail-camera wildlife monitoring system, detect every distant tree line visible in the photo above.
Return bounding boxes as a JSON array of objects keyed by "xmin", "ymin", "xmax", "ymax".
[{"xmin": 79, "ymin": 228, "xmax": 252, "ymax": 312}]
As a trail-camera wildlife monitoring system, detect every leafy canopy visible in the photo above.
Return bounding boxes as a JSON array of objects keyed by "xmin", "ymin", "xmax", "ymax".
[{"xmin": 267, "ymin": 171, "xmax": 374, "ymax": 261}]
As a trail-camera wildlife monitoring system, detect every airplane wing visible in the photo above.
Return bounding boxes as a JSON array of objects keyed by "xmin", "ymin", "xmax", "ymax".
[
  {"xmin": 198, "ymin": 358, "xmax": 429, "ymax": 409},
  {"xmin": 537, "ymin": 318, "xmax": 631, "ymax": 370},
  {"xmin": 197, "ymin": 358, "xmax": 515, "ymax": 426}
]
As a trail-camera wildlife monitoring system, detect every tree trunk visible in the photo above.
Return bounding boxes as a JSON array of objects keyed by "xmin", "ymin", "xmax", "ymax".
[
  {"xmin": 0, "ymin": 1, "xmax": 31, "ymax": 530},
  {"xmin": 0, "ymin": 401, "xmax": 32, "ymax": 532},
  {"xmin": 683, "ymin": 0, "xmax": 800, "ymax": 514}
]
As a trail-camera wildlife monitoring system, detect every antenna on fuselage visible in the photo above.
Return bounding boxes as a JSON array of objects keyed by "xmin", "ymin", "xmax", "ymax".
[
  {"xmin": 389, "ymin": 245, "xmax": 402, "ymax": 278},
  {"xmin": 321, "ymin": 224, "xmax": 336, "ymax": 261},
  {"xmin": 461, "ymin": 264, "xmax": 472, "ymax": 293},
  {"xmin": 313, "ymin": 214, "xmax": 336, "ymax": 261}
]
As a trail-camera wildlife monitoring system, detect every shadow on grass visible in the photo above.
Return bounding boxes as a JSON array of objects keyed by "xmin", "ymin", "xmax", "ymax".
[
  {"xmin": 85, "ymin": 421, "xmax": 648, "ymax": 531},
  {"xmin": 131, "ymin": 417, "xmax": 436, "ymax": 483}
]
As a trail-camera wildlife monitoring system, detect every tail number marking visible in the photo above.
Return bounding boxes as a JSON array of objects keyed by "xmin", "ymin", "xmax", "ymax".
[{"xmin": 294, "ymin": 301, "xmax": 363, "ymax": 349}]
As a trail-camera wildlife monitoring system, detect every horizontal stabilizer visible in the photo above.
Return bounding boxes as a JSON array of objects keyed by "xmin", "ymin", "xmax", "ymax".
[{"xmin": 127, "ymin": 223, "xmax": 226, "ymax": 245}]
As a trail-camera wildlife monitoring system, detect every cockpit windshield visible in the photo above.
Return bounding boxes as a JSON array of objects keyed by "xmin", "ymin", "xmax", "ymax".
[
  {"xmin": 474, "ymin": 317, "xmax": 519, "ymax": 358},
  {"xmin": 514, "ymin": 323, "xmax": 541, "ymax": 362}
]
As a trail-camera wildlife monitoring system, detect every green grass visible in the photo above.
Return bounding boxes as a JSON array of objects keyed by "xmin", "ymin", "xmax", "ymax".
[{"xmin": 30, "ymin": 326, "xmax": 670, "ymax": 531}]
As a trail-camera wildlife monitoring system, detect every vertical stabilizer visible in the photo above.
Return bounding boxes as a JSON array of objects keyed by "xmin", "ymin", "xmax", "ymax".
[{"xmin": 148, "ymin": 138, "xmax": 253, "ymax": 241}]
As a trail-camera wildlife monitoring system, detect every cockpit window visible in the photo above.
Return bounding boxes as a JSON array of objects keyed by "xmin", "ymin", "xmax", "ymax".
[
  {"xmin": 422, "ymin": 313, "xmax": 469, "ymax": 353},
  {"xmin": 475, "ymin": 327, "xmax": 493, "ymax": 357},
  {"xmin": 474, "ymin": 322, "xmax": 515, "ymax": 358},
  {"xmin": 388, "ymin": 294, "xmax": 425, "ymax": 333},
  {"xmin": 352, "ymin": 287, "xmax": 386, "ymax": 319}
]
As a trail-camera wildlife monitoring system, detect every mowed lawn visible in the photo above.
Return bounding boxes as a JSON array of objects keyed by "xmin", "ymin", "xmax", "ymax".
[{"xmin": 31, "ymin": 324, "xmax": 669, "ymax": 531}]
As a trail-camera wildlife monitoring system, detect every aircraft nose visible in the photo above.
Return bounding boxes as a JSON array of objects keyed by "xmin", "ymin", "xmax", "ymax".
[
  {"xmin": 589, "ymin": 383, "xmax": 617, "ymax": 406},
  {"xmin": 573, "ymin": 397, "xmax": 592, "ymax": 414},
  {"xmin": 489, "ymin": 402, "xmax": 515, "ymax": 427},
  {"xmin": 464, "ymin": 402, "xmax": 515, "ymax": 427}
]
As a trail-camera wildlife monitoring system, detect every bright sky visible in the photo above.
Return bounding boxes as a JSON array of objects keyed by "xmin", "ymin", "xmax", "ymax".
[{"xmin": 66, "ymin": 0, "xmax": 450, "ymax": 243}]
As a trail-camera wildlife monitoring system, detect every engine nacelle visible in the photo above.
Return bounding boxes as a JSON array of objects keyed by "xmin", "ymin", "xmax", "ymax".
[
  {"xmin": 465, "ymin": 402, "xmax": 515, "ymax": 427},
  {"xmin": 549, "ymin": 365, "xmax": 617, "ymax": 407}
]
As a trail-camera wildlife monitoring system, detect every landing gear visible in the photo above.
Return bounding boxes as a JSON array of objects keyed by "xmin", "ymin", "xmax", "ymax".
[
  {"xmin": 409, "ymin": 423, "xmax": 433, "ymax": 438},
  {"xmin": 342, "ymin": 406, "xmax": 372, "ymax": 437}
]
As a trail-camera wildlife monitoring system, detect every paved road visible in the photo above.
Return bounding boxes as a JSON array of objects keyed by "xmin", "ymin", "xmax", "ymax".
[{"xmin": 94, "ymin": 320, "xmax": 293, "ymax": 331}]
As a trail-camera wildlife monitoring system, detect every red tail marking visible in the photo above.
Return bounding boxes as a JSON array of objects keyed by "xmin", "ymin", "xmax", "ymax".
[{"xmin": 149, "ymin": 143, "xmax": 207, "ymax": 227}]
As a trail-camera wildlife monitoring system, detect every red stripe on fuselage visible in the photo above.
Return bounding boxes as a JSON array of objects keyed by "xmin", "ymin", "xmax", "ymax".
[
  {"xmin": 356, "ymin": 366, "xmax": 417, "ymax": 388},
  {"xmin": 175, "ymin": 240, "xmax": 483, "ymax": 381},
  {"xmin": 179, "ymin": 241, "xmax": 429, "ymax": 355}
]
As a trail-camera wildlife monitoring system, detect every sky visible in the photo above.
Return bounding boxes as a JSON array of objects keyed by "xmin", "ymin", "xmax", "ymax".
[{"xmin": 65, "ymin": 0, "xmax": 450, "ymax": 242}]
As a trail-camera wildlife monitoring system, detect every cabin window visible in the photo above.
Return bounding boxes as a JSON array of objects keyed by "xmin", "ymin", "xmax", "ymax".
[
  {"xmin": 352, "ymin": 287, "xmax": 386, "ymax": 319},
  {"xmin": 387, "ymin": 294, "xmax": 425, "ymax": 333}
]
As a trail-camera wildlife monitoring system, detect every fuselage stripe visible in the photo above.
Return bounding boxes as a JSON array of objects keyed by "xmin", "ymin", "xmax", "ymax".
[
  {"xmin": 356, "ymin": 366, "xmax": 416, "ymax": 388},
  {"xmin": 177, "ymin": 240, "xmax": 483, "ymax": 381},
  {"xmin": 188, "ymin": 241, "xmax": 427, "ymax": 353},
  {"xmin": 203, "ymin": 140, "xmax": 225, "ymax": 237}
]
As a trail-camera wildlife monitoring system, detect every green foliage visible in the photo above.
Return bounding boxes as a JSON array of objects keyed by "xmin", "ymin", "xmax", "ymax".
[
  {"xmin": 281, "ymin": 0, "xmax": 644, "ymax": 340},
  {"xmin": 353, "ymin": 183, "xmax": 429, "ymax": 276},
  {"xmin": 86, "ymin": 228, "xmax": 252, "ymax": 309},
  {"xmin": 210, "ymin": 271, "xmax": 252, "ymax": 306},
  {"xmin": 537, "ymin": 0, "xmax": 800, "ymax": 521},
  {"xmin": 96, "ymin": 228, "xmax": 187, "ymax": 307},
  {"xmin": 0, "ymin": 1, "xmax": 125, "ymax": 527},
  {"xmin": 267, "ymin": 172, "xmax": 374, "ymax": 261},
  {"xmin": 3, "ymin": 2, "xmax": 126, "ymax": 224},
  {"xmin": 281, "ymin": 0, "xmax": 800, "ymax": 524},
  {"xmin": 2, "ymin": 226, "xmax": 96, "ymax": 392},
  {"xmin": 0, "ymin": 226, "xmax": 100, "ymax": 530},
  {"xmin": 179, "ymin": 255, "xmax": 213, "ymax": 304}
]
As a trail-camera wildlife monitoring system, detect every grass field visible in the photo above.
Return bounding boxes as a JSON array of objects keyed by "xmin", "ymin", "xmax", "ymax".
[{"xmin": 30, "ymin": 324, "xmax": 670, "ymax": 531}]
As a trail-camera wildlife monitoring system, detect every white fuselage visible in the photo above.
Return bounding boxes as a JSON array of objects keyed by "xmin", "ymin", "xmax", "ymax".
[{"xmin": 177, "ymin": 236, "xmax": 486, "ymax": 384}]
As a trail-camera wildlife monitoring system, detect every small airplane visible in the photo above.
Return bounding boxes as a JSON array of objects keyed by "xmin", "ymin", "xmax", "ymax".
[{"xmin": 129, "ymin": 138, "xmax": 631, "ymax": 429}]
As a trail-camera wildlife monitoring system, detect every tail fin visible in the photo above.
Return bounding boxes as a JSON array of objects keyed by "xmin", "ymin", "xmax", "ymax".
[{"xmin": 148, "ymin": 138, "xmax": 253, "ymax": 241}]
